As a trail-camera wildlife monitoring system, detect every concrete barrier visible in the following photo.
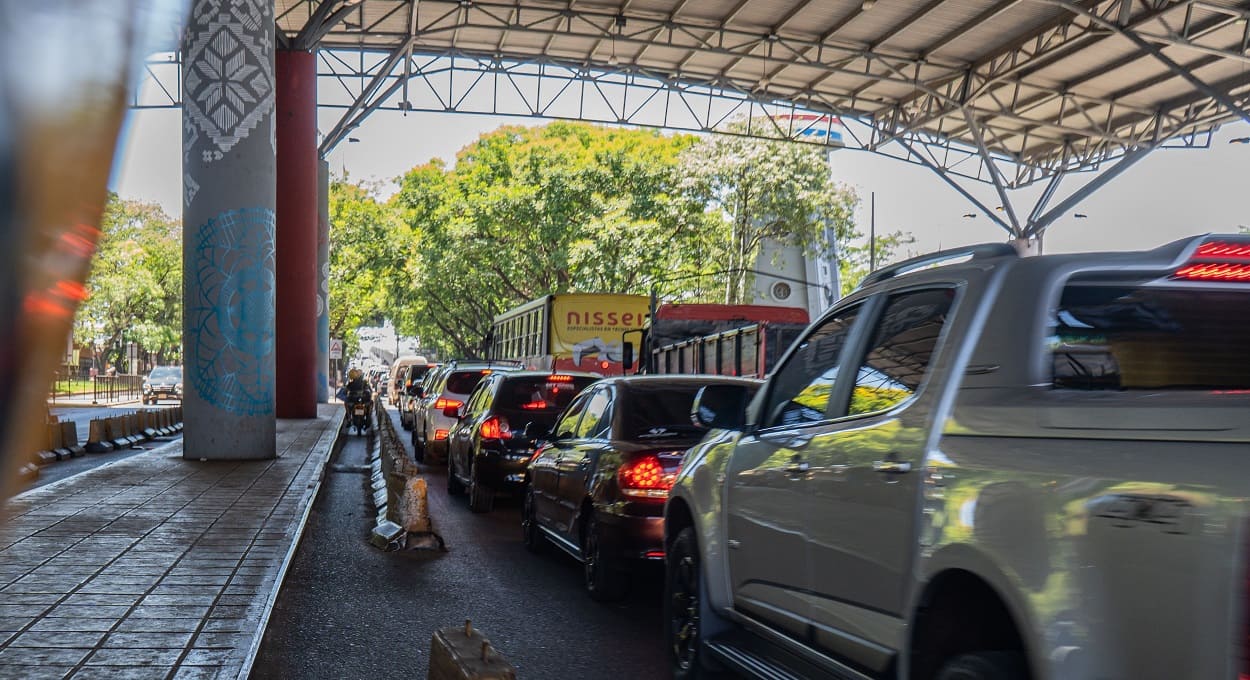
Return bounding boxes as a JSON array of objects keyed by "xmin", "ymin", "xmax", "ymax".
[
  {"xmin": 367, "ymin": 396, "xmax": 445, "ymax": 552},
  {"xmin": 428, "ymin": 621, "xmax": 516, "ymax": 680},
  {"xmin": 60, "ymin": 421, "xmax": 85, "ymax": 457},
  {"xmin": 46, "ymin": 422, "xmax": 73, "ymax": 461},
  {"xmin": 85, "ymin": 418, "xmax": 114, "ymax": 453}
]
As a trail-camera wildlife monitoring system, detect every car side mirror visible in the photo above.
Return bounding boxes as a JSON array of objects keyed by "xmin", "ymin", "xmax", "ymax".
[
  {"xmin": 691, "ymin": 384, "xmax": 751, "ymax": 430},
  {"xmin": 622, "ymin": 342, "xmax": 634, "ymax": 374}
]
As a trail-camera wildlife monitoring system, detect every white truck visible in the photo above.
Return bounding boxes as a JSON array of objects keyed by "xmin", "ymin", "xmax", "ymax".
[{"xmin": 665, "ymin": 235, "xmax": 1250, "ymax": 680}]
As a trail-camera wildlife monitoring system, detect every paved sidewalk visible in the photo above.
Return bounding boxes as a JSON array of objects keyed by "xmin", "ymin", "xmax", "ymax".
[{"xmin": 0, "ymin": 405, "xmax": 342, "ymax": 679}]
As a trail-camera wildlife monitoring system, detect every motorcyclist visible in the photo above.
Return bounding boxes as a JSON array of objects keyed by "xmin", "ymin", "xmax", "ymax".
[{"xmin": 337, "ymin": 368, "xmax": 373, "ymax": 428}]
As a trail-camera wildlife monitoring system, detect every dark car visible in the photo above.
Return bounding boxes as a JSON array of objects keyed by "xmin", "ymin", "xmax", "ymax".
[
  {"xmin": 446, "ymin": 371, "xmax": 600, "ymax": 513},
  {"xmin": 142, "ymin": 366, "xmax": 183, "ymax": 405},
  {"xmin": 524, "ymin": 374, "xmax": 761, "ymax": 601}
]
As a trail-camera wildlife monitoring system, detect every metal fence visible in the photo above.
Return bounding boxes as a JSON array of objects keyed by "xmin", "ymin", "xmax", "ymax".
[{"xmin": 48, "ymin": 371, "xmax": 143, "ymax": 404}]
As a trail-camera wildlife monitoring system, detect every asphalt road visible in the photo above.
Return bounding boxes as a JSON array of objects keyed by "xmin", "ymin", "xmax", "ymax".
[{"xmin": 252, "ymin": 406, "xmax": 669, "ymax": 679}]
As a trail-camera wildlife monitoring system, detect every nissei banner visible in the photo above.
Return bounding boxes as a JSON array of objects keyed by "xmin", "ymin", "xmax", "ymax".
[{"xmin": 551, "ymin": 294, "xmax": 650, "ymax": 366}]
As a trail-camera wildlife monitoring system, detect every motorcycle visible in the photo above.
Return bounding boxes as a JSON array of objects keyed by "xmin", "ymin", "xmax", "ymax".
[{"xmin": 346, "ymin": 395, "xmax": 371, "ymax": 435}]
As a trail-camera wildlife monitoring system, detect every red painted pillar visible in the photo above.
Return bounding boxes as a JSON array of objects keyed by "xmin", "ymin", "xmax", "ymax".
[{"xmin": 275, "ymin": 50, "xmax": 318, "ymax": 418}]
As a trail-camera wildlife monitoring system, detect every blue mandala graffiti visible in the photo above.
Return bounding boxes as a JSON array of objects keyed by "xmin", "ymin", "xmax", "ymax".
[{"xmin": 188, "ymin": 207, "xmax": 276, "ymax": 416}]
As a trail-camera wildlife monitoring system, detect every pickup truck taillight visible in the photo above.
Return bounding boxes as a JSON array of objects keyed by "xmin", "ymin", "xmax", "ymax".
[
  {"xmin": 1174, "ymin": 239, "xmax": 1250, "ymax": 282},
  {"xmin": 618, "ymin": 453, "xmax": 681, "ymax": 499}
]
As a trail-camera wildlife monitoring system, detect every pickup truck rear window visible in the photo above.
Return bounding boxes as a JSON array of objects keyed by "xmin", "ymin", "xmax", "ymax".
[{"xmin": 1050, "ymin": 285, "xmax": 1250, "ymax": 390}]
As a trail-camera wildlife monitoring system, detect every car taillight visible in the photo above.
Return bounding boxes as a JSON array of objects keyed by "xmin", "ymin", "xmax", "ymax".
[
  {"xmin": 547, "ymin": 374, "xmax": 574, "ymax": 383},
  {"xmin": 479, "ymin": 416, "xmax": 512, "ymax": 440},
  {"xmin": 520, "ymin": 400, "xmax": 548, "ymax": 410},
  {"xmin": 433, "ymin": 397, "xmax": 463, "ymax": 411},
  {"xmin": 618, "ymin": 453, "xmax": 680, "ymax": 499},
  {"xmin": 434, "ymin": 429, "xmax": 449, "ymax": 441},
  {"xmin": 1174, "ymin": 239, "xmax": 1250, "ymax": 282}
]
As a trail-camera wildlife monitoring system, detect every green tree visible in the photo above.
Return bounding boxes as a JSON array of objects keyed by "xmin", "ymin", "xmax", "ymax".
[
  {"xmin": 393, "ymin": 122, "xmax": 718, "ymax": 355},
  {"xmin": 328, "ymin": 176, "xmax": 413, "ymax": 360},
  {"xmin": 679, "ymin": 123, "xmax": 913, "ymax": 300},
  {"xmin": 75, "ymin": 193, "xmax": 182, "ymax": 371}
]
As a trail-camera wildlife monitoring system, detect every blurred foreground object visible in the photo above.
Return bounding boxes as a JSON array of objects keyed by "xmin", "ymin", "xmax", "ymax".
[{"xmin": 0, "ymin": 0, "xmax": 187, "ymax": 501}]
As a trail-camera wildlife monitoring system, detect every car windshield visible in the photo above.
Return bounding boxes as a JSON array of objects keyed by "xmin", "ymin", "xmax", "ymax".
[
  {"xmin": 495, "ymin": 376, "xmax": 598, "ymax": 424},
  {"xmin": 444, "ymin": 370, "xmax": 492, "ymax": 395},
  {"xmin": 1051, "ymin": 285, "xmax": 1250, "ymax": 390},
  {"xmin": 148, "ymin": 367, "xmax": 181, "ymax": 381},
  {"xmin": 621, "ymin": 383, "xmax": 715, "ymax": 440}
]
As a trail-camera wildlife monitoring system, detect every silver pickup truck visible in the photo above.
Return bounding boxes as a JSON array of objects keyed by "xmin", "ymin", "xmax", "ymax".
[{"xmin": 664, "ymin": 235, "xmax": 1250, "ymax": 680}]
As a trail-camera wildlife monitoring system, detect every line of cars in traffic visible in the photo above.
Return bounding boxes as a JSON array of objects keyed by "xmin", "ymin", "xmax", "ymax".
[
  {"xmin": 386, "ymin": 234, "xmax": 1250, "ymax": 680},
  {"xmin": 394, "ymin": 358, "xmax": 758, "ymax": 603}
]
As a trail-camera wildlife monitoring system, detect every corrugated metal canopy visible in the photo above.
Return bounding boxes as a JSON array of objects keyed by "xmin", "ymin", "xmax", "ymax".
[{"xmin": 277, "ymin": 0, "xmax": 1250, "ymax": 189}]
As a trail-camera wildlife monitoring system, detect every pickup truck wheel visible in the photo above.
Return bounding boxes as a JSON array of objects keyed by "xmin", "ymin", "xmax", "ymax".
[
  {"xmin": 521, "ymin": 486, "xmax": 547, "ymax": 554},
  {"xmin": 446, "ymin": 456, "xmax": 465, "ymax": 496},
  {"xmin": 468, "ymin": 460, "xmax": 494, "ymax": 513},
  {"xmin": 667, "ymin": 527, "xmax": 725, "ymax": 679},
  {"xmin": 935, "ymin": 652, "xmax": 1028, "ymax": 680},
  {"xmin": 582, "ymin": 512, "xmax": 628, "ymax": 601}
]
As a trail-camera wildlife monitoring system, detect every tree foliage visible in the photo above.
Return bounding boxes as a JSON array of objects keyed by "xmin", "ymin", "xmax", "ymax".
[
  {"xmin": 330, "ymin": 121, "xmax": 910, "ymax": 357},
  {"xmin": 75, "ymin": 193, "xmax": 182, "ymax": 371},
  {"xmin": 328, "ymin": 176, "xmax": 412, "ymax": 359},
  {"xmin": 392, "ymin": 123, "xmax": 718, "ymax": 356}
]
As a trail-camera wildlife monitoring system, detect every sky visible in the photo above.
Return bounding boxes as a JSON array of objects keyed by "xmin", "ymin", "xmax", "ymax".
[{"xmin": 112, "ymin": 102, "xmax": 1250, "ymax": 260}]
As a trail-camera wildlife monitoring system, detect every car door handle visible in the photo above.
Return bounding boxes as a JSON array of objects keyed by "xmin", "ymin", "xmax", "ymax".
[{"xmin": 873, "ymin": 460, "xmax": 912, "ymax": 474}]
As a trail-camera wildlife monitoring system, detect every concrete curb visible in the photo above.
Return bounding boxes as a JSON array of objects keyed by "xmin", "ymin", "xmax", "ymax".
[
  {"xmin": 236, "ymin": 406, "xmax": 345, "ymax": 680},
  {"xmin": 368, "ymin": 399, "xmax": 445, "ymax": 552}
]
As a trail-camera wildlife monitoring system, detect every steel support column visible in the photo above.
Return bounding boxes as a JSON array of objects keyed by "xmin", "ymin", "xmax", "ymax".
[
  {"xmin": 316, "ymin": 159, "xmax": 330, "ymax": 403},
  {"xmin": 276, "ymin": 49, "xmax": 319, "ymax": 418},
  {"xmin": 181, "ymin": 0, "xmax": 277, "ymax": 459}
]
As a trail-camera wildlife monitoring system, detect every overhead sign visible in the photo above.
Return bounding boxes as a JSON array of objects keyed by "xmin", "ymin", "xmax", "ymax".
[
  {"xmin": 771, "ymin": 113, "xmax": 844, "ymax": 146},
  {"xmin": 329, "ymin": 338, "xmax": 343, "ymax": 360}
]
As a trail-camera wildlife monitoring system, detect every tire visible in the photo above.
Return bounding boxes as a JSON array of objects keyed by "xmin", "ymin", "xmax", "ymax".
[
  {"xmin": 666, "ymin": 526, "xmax": 725, "ymax": 680},
  {"xmin": 468, "ymin": 459, "xmax": 494, "ymax": 513},
  {"xmin": 446, "ymin": 456, "xmax": 466, "ymax": 496},
  {"xmin": 411, "ymin": 429, "xmax": 425, "ymax": 463},
  {"xmin": 521, "ymin": 486, "xmax": 547, "ymax": 554},
  {"xmin": 935, "ymin": 652, "xmax": 1029, "ymax": 680},
  {"xmin": 582, "ymin": 511, "xmax": 628, "ymax": 601}
]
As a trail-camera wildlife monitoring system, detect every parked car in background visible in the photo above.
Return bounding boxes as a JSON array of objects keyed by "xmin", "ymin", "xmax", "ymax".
[
  {"xmin": 412, "ymin": 361, "xmax": 520, "ymax": 465},
  {"xmin": 446, "ymin": 371, "xmax": 600, "ymax": 513},
  {"xmin": 389, "ymin": 355, "xmax": 428, "ymax": 406},
  {"xmin": 142, "ymin": 366, "xmax": 183, "ymax": 405},
  {"xmin": 664, "ymin": 236, "xmax": 1250, "ymax": 680},
  {"xmin": 525, "ymin": 375, "xmax": 760, "ymax": 601}
]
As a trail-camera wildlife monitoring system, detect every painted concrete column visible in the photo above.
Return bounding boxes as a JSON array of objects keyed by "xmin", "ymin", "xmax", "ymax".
[
  {"xmin": 181, "ymin": 0, "xmax": 277, "ymax": 459},
  {"xmin": 316, "ymin": 159, "xmax": 330, "ymax": 403},
  {"xmin": 275, "ymin": 49, "xmax": 318, "ymax": 418}
]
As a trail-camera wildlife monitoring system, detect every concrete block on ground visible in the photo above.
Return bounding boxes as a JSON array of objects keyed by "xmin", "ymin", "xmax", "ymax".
[
  {"xmin": 60, "ymin": 422, "xmax": 85, "ymax": 457},
  {"xmin": 35, "ymin": 450, "xmax": 57, "ymax": 466},
  {"xmin": 429, "ymin": 621, "xmax": 516, "ymax": 680},
  {"xmin": 398, "ymin": 477, "xmax": 432, "ymax": 534},
  {"xmin": 372, "ymin": 488, "xmax": 388, "ymax": 509},
  {"xmin": 370, "ymin": 520, "xmax": 404, "ymax": 551}
]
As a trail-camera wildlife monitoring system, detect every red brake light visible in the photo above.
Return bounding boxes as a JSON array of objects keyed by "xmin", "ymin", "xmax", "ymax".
[
  {"xmin": 434, "ymin": 429, "xmax": 449, "ymax": 441},
  {"xmin": 1174, "ymin": 239, "xmax": 1250, "ymax": 281},
  {"xmin": 520, "ymin": 401, "xmax": 548, "ymax": 410},
  {"xmin": 479, "ymin": 416, "xmax": 512, "ymax": 439},
  {"xmin": 547, "ymin": 375, "xmax": 574, "ymax": 383},
  {"xmin": 1174, "ymin": 263, "xmax": 1250, "ymax": 282},
  {"xmin": 618, "ymin": 454, "xmax": 678, "ymax": 498},
  {"xmin": 1195, "ymin": 241, "xmax": 1250, "ymax": 261},
  {"xmin": 433, "ymin": 398, "xmax": 463, "ymax": 410}
]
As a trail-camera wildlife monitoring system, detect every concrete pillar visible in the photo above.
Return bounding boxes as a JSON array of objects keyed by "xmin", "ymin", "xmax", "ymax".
[
  {"xmin": 316, "ymin": 159, "xmax": 330, "ymax": 403},
  {"xmin": 275, "ymin": 49, "xmax": 318, "ymax": 418},
  {"xmin": 181, "ymin": 0, "xmax": 276, "ymax": 459}
]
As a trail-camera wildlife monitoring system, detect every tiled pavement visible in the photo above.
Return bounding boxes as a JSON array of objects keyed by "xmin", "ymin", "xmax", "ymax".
[{"xmin": 0, "ymin": 405, "xmax": 342, "ymax": 679}]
